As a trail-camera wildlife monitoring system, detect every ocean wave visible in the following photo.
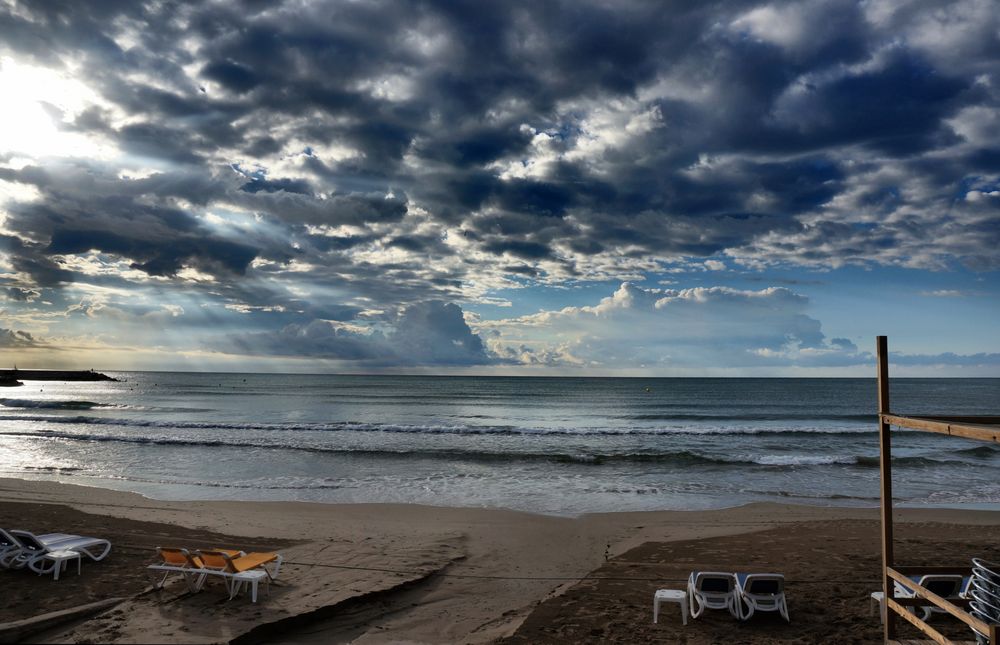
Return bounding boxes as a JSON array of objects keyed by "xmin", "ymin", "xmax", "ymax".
[
  {"xmin": 742, "ymin": 488, "xmax": 882, "ymax": 502},
  {"xmin": 0, "ymin": 399, "xmax": 117, "ymax": 410},
  {"xmin": 0, "ymin": 400, "xmax": 214, "ymax": 413},
  {"xmin": 100, "ymin": 473, "xmax": 350, "ymax": 491},
  {"xmin": 1, "ymin": 429, "xmax": 989, "ymax": 469},
  {"xmin": 953, "ymin": 445, "xmax": 1000, "ymax": 458},
  {"xmin": 0, "ymin": 413, "xmax": 879, "ymax": 436},
  {"xmin": 623, "ymin": 413, "xmax": 874, "ymax": 422},
  {"xmin": 851, "ymin": 455, "xmax": 969, "ymax": 468}
]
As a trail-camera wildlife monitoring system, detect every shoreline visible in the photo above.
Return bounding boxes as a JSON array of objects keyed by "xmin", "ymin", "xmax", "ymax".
[{"xmin": 4, "ymin": 477, "xmax": 1000, "ymax": 643}]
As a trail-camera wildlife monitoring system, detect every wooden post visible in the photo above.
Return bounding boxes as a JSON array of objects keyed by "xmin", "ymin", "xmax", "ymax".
[{"xmin": 877, "ymin": 336, "xmax": 896, "ymax": 641}]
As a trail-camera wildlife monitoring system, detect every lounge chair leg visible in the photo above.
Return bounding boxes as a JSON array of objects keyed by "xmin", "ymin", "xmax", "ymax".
[{"xmin": 270, "ymin": 554, "xmax": 283, "ymax": 579}]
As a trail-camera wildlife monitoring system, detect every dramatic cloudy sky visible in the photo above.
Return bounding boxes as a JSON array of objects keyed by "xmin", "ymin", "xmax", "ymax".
[{"xmin": 0, "ymin": 0, "xmax": 998, "ymax": 375}]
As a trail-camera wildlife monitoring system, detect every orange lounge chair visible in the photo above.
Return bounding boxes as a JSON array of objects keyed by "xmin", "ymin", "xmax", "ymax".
[
  {"xmin": 147, "ymin": 547, "xmax": 203, "ymax": 591},
  {"xmin": 195, "ymin": 549, "xmax": 284, "ymax": 602},
  {"xmin": 147, "ymin": 547, "xmax": 244, "ymax": 592}
]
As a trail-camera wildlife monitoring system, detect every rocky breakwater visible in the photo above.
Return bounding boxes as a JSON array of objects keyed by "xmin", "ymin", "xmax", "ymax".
[{"xmin": 0, "ymin": 369, "xmax": 118, "ymax": 386}]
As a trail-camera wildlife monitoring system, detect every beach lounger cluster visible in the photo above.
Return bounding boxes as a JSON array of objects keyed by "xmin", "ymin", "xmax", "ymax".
[
  {"xmin": 0, "ymin": 528, "xmax": 111, "ymax": 577},
  {"xmin": 148, "ymin": 546, "xmax": 283, "ymax": 602},
  {"xmin": 970, "ymin": 558, "xmax": 1000, "ymax": 642},
  {"xmin": 687, "ymin": 571, "xmax": 789, "ymax": 622}
]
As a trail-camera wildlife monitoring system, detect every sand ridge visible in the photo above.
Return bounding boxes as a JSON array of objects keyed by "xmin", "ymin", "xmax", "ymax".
[{"xmin": 38, "ymin": 538, "xmax": 465, "ymax": 644}]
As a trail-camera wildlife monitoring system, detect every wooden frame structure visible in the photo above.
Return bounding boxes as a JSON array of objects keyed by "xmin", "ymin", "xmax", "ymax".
[{"xmin": 877, "ymin": 336, "xmax": 1000, "ymax": 644}]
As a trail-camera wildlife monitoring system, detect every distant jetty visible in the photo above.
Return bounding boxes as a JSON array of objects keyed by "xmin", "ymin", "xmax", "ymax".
[{"xmin": 0, "ymin": 369, "xmax": 118, "ymax": 386}]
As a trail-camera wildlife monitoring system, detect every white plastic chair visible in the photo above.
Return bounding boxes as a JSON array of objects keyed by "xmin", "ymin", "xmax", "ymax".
[
  {"xmin": 687, "ymin": 571, "xmax": 740, "ymax": 619},
  {"xmin": 870, "ymin": 590, "xmax": 886, "ymax": 623},
  {"xmin": 737, "ymin": 573, "xmax": 789, "ymax": 621},
  {"xmin": 5, "ymin": 530, "xmax": 111, "ymax": 574},
  {"xmin": 230, "ymin": 569, "xmax": 270, "ymax": 603}
]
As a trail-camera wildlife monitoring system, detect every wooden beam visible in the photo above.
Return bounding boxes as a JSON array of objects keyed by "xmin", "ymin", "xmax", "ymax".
[
  {"xmin": 887, "ymin": 568, "xmax": 993, "ymax": 635},
  {"xmin": 881, "ymin": 414, "xmax": 1000, "ymax": 444},
  {"xmin": 892, "ymin": 597, "xmax": 972, "ymax": 609},
  {"xmin": 878, "ymin": 335, "xmax": 896, "ymax": 642},
  {"xmin": 919, "ymin": 416, "xmax": 1000, "ymax": 424},
  {"xmin": 888, "ymin": 641, "xmax": 980, "ymax": 645},
  {"xmin": 889, "ymin": 602, "xmax": 996, "ymax": 645},
  {"xmin": 891, "ymin": 566, "xmax": 972, "ymax": 576},
  {"xmin": 878, "ymin": 336, "xmax": 890, "ymax": 415},
  {"xmin": 886, "ymin": 598, "xmax": 950, "ymax": 645}
]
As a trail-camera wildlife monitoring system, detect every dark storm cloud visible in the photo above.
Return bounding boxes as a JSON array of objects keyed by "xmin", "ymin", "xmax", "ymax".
[
  {"xmin": 0, "ymin": 163, "xmax": 261, "ymax": 283},
  {"xmin": 229, "ymin": 189, "xmax": 409, "ymax": 227},
  {"xmin": 0, "ymin": 328, "xmax": 40, "ymax": 348},
  {"xmin": 763, "ymin": 51, "xmax": 970, "ymax": 155},
  {"xmin": 3, "ymin": 0, "xmax": 996, "ymax": 270},
  {"xmin": 482, "ymin": 239, "xmax": 554, "ymax": 260},
  {"xmin": 0, "ymin": 0, "xmax": 998, "ymax": 364},
  {"xmin": 2, "ymin": 287, "xmax": 40, "ymax": 302},
  {"xmin": 384, "ymin": 234, "xmax": 451, "ymax": 254},
  {"xmin": 201, "ymin": 60, "xmax": 263, "ymax": 94},
  {"xmin": 223, "ymin": 300, "xmax": 494, "ymax": 365},
  {"xmin": 48, "ymin": 228, "xmax": 258, "ymax": 277},
  {"xmin": 226, "ymin": 320, "xmax": 388, "ymax": 361},
  {"xmin": 239, "ymin": 177, "xmax": 313, "ymax": 195}
]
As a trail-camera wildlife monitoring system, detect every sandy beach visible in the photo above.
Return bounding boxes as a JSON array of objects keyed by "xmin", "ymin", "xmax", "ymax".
[
  {"xmin": 1, "ymin": 478, "xmax": 999, "ymax": 643},
  {"xmin": 2, "ymin": 0, "xmax": 998, "ymax": 641}
]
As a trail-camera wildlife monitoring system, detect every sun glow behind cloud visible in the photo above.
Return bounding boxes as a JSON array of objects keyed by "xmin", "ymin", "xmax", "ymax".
[{"xmin": 0, "ymin": 57, "xmax": 113, "ymax": 161}]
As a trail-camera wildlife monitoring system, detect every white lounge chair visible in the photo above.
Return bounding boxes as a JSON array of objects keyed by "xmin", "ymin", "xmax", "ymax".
[
  {"xmin": 909, "ymin": 575, "xmax": 966, "ymax": 621},
  {"xmin": 737, "ymin": 573, "xmax": 789, "ymax": 621},
  {"xmin": 688, "ymin": 571, "xmax": 740, "ymax": 619},
  {"xmin": 5, "ymin": 529, "xmax": 111, "ymax": 574},
  {"xmin": 0, "ymin": 529, "xmax": 20, "ymax": 563},
  {"xmin": 0, "ymin": 528, "xmax": 84, "ymax": 568},
  {"xmin": 869, "ymin": 574, "xmax": 966, "ymax": 623}
]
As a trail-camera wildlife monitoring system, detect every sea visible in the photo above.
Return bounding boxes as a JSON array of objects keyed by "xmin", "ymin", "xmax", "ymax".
[{"xmin": 1, "ymin": 374, "xmax": 998, "ymax": 515}]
